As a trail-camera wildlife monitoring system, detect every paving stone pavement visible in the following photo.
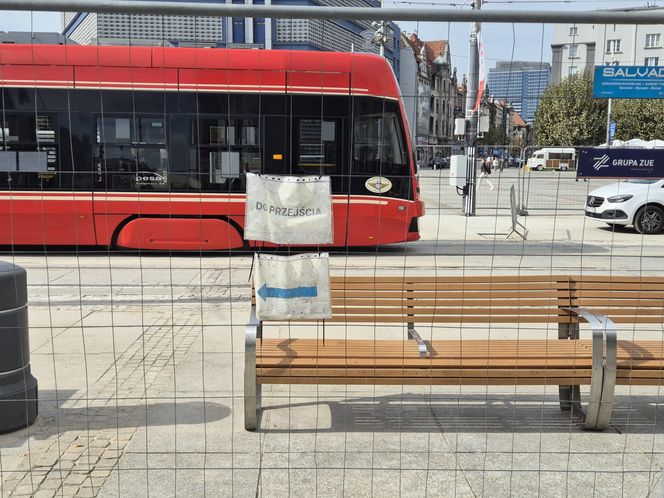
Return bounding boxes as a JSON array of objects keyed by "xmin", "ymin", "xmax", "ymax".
[{"xmin": 0, "ymin": 265, "xmax": 219, "ymax": 497}]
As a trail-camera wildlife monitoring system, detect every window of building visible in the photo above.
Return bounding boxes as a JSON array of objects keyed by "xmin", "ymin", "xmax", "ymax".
[
  {"xmin": 568, "ymin": 44, "xmax": 578, "ymax": 58},
  {"xmin": 645, "ymin": 33, "xmax": 661, "ymax": 49},
  {"xmin": 569, "ymin": 27, "xmax": 578, "ymax": 37},
  {"xmin": 568, "ymin": 66, "xmax": 578, "ymax": 77},
  {"xmin": 606, "ymin": 39, "xmax": 621, "ymax": 54},
  {"xmin": 645, "ymin": 57, "xmax": 660, "ymax": 66}
]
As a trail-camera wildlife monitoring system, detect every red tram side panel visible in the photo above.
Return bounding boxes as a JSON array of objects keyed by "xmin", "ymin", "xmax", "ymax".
[{"xmin": 0, "ymin": 44, "xmax": 423, "ymax": 250}]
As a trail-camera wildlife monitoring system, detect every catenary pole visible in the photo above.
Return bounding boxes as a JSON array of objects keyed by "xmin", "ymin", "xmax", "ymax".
[
  {"xmin": 3, "ymin": 0, "xmax": 664, "ymax": 24},
  {"xmin": 463, "ymin": 0, "xmax": 481, "ymax": 216}
]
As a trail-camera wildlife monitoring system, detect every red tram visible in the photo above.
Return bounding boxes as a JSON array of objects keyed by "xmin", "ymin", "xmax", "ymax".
[{"xmin": 0, "ymin": 44, "xmax": 423, "ymax": 249}]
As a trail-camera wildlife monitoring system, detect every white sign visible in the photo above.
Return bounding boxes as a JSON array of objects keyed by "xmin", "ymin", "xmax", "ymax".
[
  {"xmin": 253, "ymin": 252, "xmax": 331, "ymax": 320},
  {"xmin": 244, "ymin": 173, "xmax": 333, "ymax": 244}
]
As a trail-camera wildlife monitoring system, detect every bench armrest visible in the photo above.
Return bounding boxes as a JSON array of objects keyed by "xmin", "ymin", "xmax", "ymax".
[{"xmin": 562, "ymin": 307, "xmax": 617, "ymax": 430}]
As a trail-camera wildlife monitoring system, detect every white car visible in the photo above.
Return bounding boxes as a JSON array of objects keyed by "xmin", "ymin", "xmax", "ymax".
[{"xmin": 585, "ymin": 179, "xmax": 664, "ymax": 234}]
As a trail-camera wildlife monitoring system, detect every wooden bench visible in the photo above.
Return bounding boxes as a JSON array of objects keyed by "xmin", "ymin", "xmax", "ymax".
[{"xmin": 245, "ymin": 275, "xmax": 664, "ymax": 431}]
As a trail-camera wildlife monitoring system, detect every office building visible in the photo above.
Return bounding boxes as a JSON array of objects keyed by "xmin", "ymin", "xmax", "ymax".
[
  {"xmin": 486, "ymin": 61, "xmax": 550, "ymax": 124},
  {"xmin": 61, "ymin": 1, "xmax": 400, "ymax": 69},
  {"xmin": 551, "ymin": 6, "xmax": 664, "ymax": 84},
  {"xmin": 0, "ymin": 31, "xmax": 72, "ymax": 45}
]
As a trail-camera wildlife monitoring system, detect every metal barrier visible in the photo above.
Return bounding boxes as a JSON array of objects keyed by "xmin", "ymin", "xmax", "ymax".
[{"xmin": 416, "ymin": 144, "xmax": 524, "ymax": 213}]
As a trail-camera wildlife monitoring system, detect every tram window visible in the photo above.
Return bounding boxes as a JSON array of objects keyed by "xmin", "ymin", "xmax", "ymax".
[
  {"xmin": 189, "ymin": 116, "xmax": 260, "ymax": 191},
  {"xmin": 138, "ymin": 118, "xmax": 166, "ymax": 144},
  {"xmin": 95, "ymin": 115, "xmax": 170, "ymax": 191},
  {"xmin": 95, "ymin": 146, "xmax": 169, "ymax": 191},
  {"xmin": 97, "ymin": 117, "xmax": 132, "ymax": 144},
  {"xmin": 294, "ymin": 118, "xmax": 339, "ymax": 172},
  {"xmin": 2, "ymin": 115, "xmax": 55, "ymax": 145},
  {"xmin": 0, "ymin": 151, "xmax": 16, "ymax": 172},
  {"xmin": 192, "ymin": 118, "xmax": 259, "ymax": 147},
  {"xmin": 352, "ymin": 111, "xmax": 406, "ymax": 175},
  {"xmin": 1, "ymin": 114, "xmax": 57, "ymax": 173}
]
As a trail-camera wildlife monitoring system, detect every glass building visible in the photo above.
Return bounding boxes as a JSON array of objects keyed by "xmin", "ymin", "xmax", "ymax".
[
  {"xmin": 62, "ymin": 1, "xmax": 400, "ymax": 71},
  {"xmin": 486, "ymin": 61, "xmax": 551, "ymax": 124}
]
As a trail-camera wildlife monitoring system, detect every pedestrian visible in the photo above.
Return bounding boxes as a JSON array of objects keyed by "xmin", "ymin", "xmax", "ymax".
[
  {"xmin": 478, "ymin": 156, "xmax": 495, "ymax": 191},
  {"xmin": 493, "ymin": 156, "xmax": 500, "ymax": 172}
]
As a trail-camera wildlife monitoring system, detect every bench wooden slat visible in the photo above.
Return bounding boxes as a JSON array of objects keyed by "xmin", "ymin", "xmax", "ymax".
[
  {"xmin": 330, "ymin": 282, "xmax": 570, "ymax": 291},
  {"xmin": 257, "ymin": 339, "xmax": 592, "ymax": 351},
  {"xmin": 330, "ymin": 298, "xmax": 571, "ymax": 306},
  {"xmin": 572, "ymin": 291, "xmax": 664, "ymax": 299},
  {"xmin": 329, "ymin": 290, "xmax": 569, "ymax": 299},
  {"xmin": 323, "ymin": 315, "xmax": 577, "ymax": 323},
  {"xmin": 257, "ymin": 377, "xmax": 593, "ymax": 386},
  {"xmin": 331, "ymin": 307, "xmax": 574, "ymax": 316},
  {"xmin": 256, "ymin": 339, "xmax": 595, "ymax": 370},
  {"xmin": 331, "ymin": 275, "xmax": 663, "ymax": 285},
  {"xmin": 331, "ymin": 275, "xmax": 572, "ymax": 283},
  {"xmin": 258, "ymin": 368, "xmax": 593, "ymax": 378},
  {"xmin": 329, "ymin": 307, "xmax": 664, "ymax": 316}
]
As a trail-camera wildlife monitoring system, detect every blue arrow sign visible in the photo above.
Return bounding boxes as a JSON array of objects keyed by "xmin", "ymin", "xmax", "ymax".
[{"xmin": 257, "ymin": 284, "xmax": 318, "ymax": 300}]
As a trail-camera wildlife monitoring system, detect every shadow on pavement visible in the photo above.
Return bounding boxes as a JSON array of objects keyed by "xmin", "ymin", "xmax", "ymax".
[
  {"xmin": 260, "ymin": 393, "xmax": 664, "ymax": 434},
  {"xmin": 0, "ymin": 390, "xmax": 230, "ymax": 445}
]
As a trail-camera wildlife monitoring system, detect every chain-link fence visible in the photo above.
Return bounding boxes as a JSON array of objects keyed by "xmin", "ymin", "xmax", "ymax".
[{"xmin": 1, "ymin": 3, "xmax": 664, "ymax": 498}]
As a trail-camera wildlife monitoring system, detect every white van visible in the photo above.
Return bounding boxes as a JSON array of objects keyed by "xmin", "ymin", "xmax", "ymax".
[{"xmin": 526, "ymin": 147, "xmax": 576, "ymax": 171}]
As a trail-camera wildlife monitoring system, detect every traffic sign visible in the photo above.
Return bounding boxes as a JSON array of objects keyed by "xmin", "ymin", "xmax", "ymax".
[
  {"xmin": 593, "ymin": 65, "xmax": 664, "ymax": 99},
  {"xmin": 609, "ymin": 122, "xmax": 617, "ymax": 142},
  {"xmin": 578, "ymin": 148, "xmax": 664, "ymax": 178}
]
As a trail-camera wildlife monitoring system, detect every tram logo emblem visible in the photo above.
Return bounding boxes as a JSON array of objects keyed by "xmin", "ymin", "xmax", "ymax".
[{"xmin": 365, "ymin": 176, "xmax": 393, "ymax": 194}]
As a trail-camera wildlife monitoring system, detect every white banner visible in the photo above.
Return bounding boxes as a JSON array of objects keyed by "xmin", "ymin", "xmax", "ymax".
[
  {"xmin": 244, "ymin": 173, "xmax": 333, "ymax": 245},
  {"xmin": 253, "ymin": 253, "xmax": 331, "ymax": 321}
]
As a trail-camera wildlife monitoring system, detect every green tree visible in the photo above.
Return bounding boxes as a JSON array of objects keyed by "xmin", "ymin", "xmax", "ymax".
[
  {"xmin": 534, "ymin": 71, "xmax": 607, "ymax": 146},
  {"xmin": 479, "ymin": 125, "xmax": 504, "ymax": 146},
  {"xmin": 611, "ymin": 99, "xmax": 664, "ymax": 141}
]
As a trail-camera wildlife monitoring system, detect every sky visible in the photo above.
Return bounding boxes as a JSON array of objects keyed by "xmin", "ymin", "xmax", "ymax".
[{"xmin": 0, "ymin": 1, "xmax": 660, "ymax": 74}]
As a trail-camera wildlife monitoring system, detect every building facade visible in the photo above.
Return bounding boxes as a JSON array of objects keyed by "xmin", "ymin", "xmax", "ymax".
[
  {"xmin": 551, "ymin": 6, "xmax": 664, "ymax": 84},
  {"xmin": 486, "ymin": 61, "xmax": 550, "ymax": 125},
  {"xmin": 0, "ymin": 31, "xmax": 72, "ymax": 45},
  {"xmin": 61, "ymin": 1, "xmax": 400, "ymax": 70},
  {"xmin": 399, "ymin": 32, "xmax": 464, "ymax": 163}
]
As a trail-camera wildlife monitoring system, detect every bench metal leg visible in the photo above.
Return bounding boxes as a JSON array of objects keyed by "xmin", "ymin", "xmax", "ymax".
[
  {"xmin": 558, "ymin": 321, "xmax": 580, "ymax": 412},
  {"xmin": 595, "ymin": 318, "xmax": 617, "ymax": 430},
  {"xmin": 562, "ymin": 308, "xmax": 617, "ymax": 431},
  {"xmin": 559, "ymin": 385, "xmax": 582, "ymax": 414},
  {"xmin": 245, "ymin": 306, "xmax": 262, "ymax": 431}
]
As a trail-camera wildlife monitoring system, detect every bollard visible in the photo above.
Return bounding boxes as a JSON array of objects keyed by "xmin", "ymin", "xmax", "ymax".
[{"xmin": 0, "ymin": 261, "xmax": 38, "ymax": 433}]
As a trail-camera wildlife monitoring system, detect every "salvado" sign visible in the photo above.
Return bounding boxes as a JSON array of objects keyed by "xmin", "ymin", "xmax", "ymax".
[
  {"xmin": 593, "ymin": 65, "xmax": 664, "ymax": 99},
  {"xmin": 578, "ymin": 148, "xmax": 664, "ymax": 178},
  {"xmin": 244, "ymin": 173, "xmax": 333, "ymax": 245}
]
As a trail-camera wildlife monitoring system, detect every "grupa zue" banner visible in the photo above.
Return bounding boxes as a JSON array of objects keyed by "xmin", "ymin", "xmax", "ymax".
[
  {"xmin": 244, "ymin": 173, "xmax": 333, "ymax": 245},
  {"xmin": 578, "ymin": 148, "xmax": 664, "ymax": 178}
]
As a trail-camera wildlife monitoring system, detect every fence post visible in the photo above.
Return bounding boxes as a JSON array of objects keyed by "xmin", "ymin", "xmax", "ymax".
[
  {"xmin": 0, "ymin": 261, "xmax": 38, "ymax": 433},
  {"xmin": 518, "ymin": 146, "xmax": 529, "ymax": 216}
]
